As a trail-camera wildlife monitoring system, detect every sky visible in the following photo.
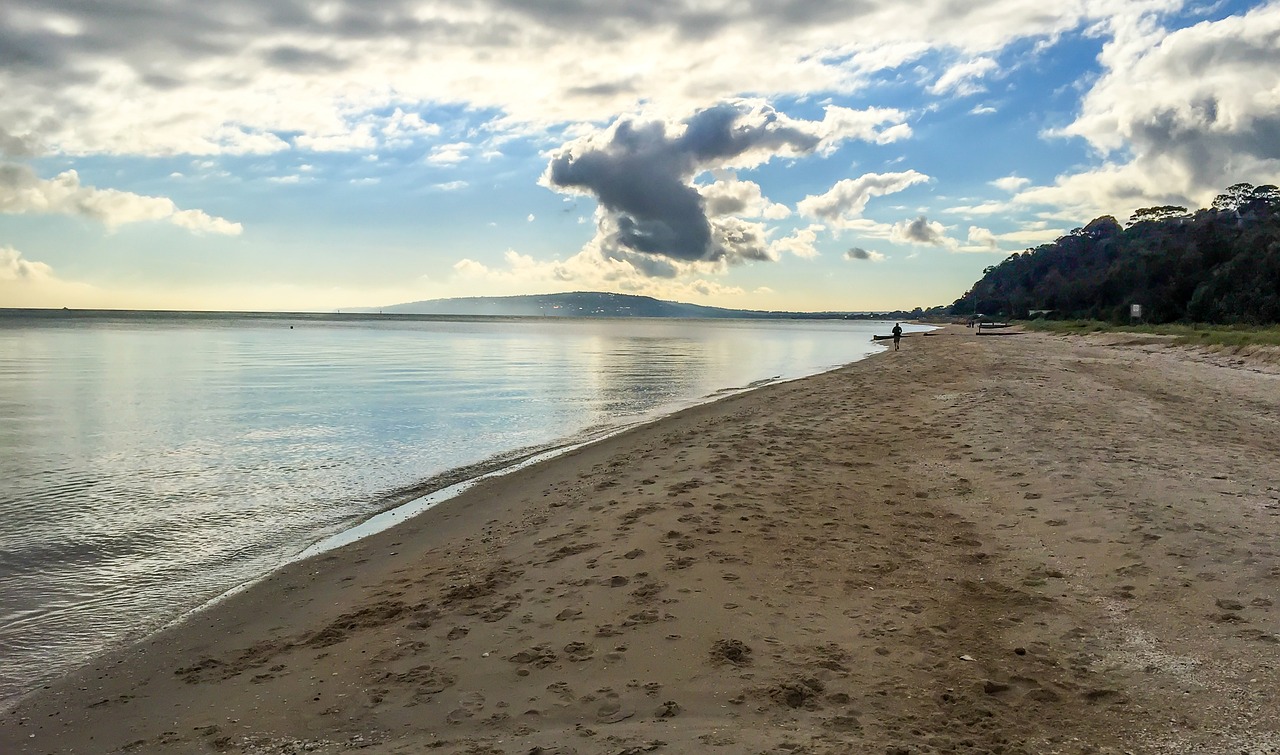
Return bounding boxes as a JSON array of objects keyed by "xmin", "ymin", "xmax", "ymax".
[{"xmin": 2, "ymin": 0, "xmax": 1279, "ymax": 313}]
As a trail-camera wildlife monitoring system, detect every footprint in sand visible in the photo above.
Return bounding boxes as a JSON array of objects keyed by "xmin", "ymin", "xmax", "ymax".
[
  {"xmin": 563, "ymin": 642, "xmax": 595, "ymax": 662},
  {"xmin": 445, "ymin": 691, "xmax": 487, "ymax": 724},
  {"xmin": 595, "ymin": 692, "xmax": 635, "ymax": 724}
]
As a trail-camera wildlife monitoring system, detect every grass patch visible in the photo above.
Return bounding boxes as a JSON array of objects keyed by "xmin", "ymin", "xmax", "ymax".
[{"xmin": 1021, "ymin": 320, "xmax": 1280, "ymax": 347}]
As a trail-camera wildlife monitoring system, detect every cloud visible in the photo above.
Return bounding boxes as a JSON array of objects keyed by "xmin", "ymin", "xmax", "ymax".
[
  {"xmin": 948, "ymin": 225, "xmax": 1007, "ymax": 253},
  {"xmin": 845, "ymin": 246, "xmax": 886, "ymax": 262},
  {"xmin": 991, "ymin": 224, "xmax": 1071, "ymax": 245},
  {"xmin": 0, "ymin": 0, "xmax": 1143, "ymax": 158},
  {"xmin": 990, "ymin": 175, "xmax": 1030, "ymax": 192},
  {"xmin": 942, "ymin": 199, "xmax": 1013, "ymax": 215},
  {"xmin": 820, "ymin": 106, "xmax": 914, "ymax": 146},
  {"xmin": 0, "ymin": 246, "xmax": 108, "ymax": 308},
  {"xmin": 427, "ymin": 142, "xmax": 472, "ymax": 165},
  {"xmin": 287, "ymin": 114, "xmax": 431, "ymax": 155},
  {"xmin": 929, "ymin": 56, "xmax": 999, "ymax": 96},
  {"xmin": 796, "ymin": 171, "xmax": 931, "ymax": 228},
  {"xmin": 951, "ymin": 221, "xmax": 1070, "ymax": 253},
  {"xmin": 0, "ymin": 246, "xmax": 53, "ymax": 282},
  {"xmin": 543, "ymin": 100, "xmax": 907, "ymax": 271},
  {"xmin": 450, "ymin": 247, "xmax": 746, "ymax": 302},
  {"xmin": 890, "ymin": 215, "xmax": 954, "ymax": 247},
  {"xmin": 1023, "ymin": 3, "xmax": 1280, "ymax": 218},
  {"xmin": 700, "ymin": 177, "xmax": 791, "ymax": 220},
  {"xmin": 0, "ymin": 164, "xmax": 242, "ymax": 234},
  {"xmin": 966, "ymin": 225, "xmax": 999, "ymax": 249},
  {"xmin": 770, "ymin": 225, "xmax": 826, "ymax": 259},
  {"xmin": 292, "ymin": 124, "xmax": 379, "ymax": 153},
  {"xmin": 378, "ymin": 108, "xmax": 442, "ymax": 148},
  {"xmin": 0, "ymin": 127, "xmax": 40, "ymax": 158}
]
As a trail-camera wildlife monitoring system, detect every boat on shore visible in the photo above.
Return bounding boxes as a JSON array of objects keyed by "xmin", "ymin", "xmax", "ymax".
[{"xmin": 872, "ymin": 332, "xmax": 935, "ymax": 340}]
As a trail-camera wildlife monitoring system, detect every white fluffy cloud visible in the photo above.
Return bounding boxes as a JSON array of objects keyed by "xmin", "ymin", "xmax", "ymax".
[
  {"xmin": 0, "ymin": 164, "xmax": 242, "ymax": 234},
  {"xmin": 929, "ymin": 56, "xmax": 999, "ymax": 96},
  {"xmin": 427, "ymin": 142, "xmax": 472, "ymax": 166},
  {"xmin": 966, "ymin": 226, "xmax": 999, "ymax": 250},
  {"xmin": 0, "ymin": 245, "xmax": 53, "ymax": 282},
  {"xmin": 1021, "ymin": 3, "xmax": 1280, "ymax": 218},
  {"xmin": 700, "ymin": 178, "xmax": 791, "ymax": 220},
  {"xmin": 990, "ymin": 175, "xmax": 1030, "ymax": 193},
  {"xmin": 769, "ymin": 225, "xmax": 826, "ymax": 259},
  {"xmin": 797, "ymin": 171, "xmax": 932, "ymax": 228}
]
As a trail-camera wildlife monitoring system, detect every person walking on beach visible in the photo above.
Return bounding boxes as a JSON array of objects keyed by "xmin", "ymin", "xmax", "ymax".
[{"xmin": 891, "ymin": 322, "xmax": 903, "ymax": 350}]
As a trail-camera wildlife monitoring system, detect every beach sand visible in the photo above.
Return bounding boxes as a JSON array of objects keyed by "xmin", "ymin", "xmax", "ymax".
[{"xmin": 4, "ymin": 325, "xmax": 1280, "ymax": 754}]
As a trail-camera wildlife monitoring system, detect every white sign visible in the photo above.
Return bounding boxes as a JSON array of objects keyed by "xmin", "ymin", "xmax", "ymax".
[{"xmin": 1130, "ymin": 304, "xmax": 1142, "ymax": 319}]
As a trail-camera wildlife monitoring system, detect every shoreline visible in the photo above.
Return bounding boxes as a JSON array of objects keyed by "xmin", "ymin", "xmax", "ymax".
[
  {"xmin": 0, "ymin": 325, "xmax": 892, "ymax": 709},
  {"xmin": 6, "ymin": 325, "xmax": 1279, "ymax": 753},
  {"xmin": 162, "ymin": 345, "xmax": 893, "ymax": 696},
  {"xmin": 288, "ymin": 355, "xmax": 871, "ymax": 566}
]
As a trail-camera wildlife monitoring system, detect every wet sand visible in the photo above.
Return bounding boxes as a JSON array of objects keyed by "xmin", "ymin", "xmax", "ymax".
[{"xmin": 4, "ymin": 325, "xmax": 1280, "ymax": 754}]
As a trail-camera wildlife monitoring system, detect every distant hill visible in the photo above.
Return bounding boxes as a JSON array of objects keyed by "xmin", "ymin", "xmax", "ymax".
[
  {"xmin": 378, "ymin": 292, "xmax": 762, "ymax": 318},
  {"xmin": 371, "ymin": 292, "xmax": 910, "ymax": 319},
  {"xmin": 949, "ymin": 182, "xmax": 1280, "ymax": 324}
]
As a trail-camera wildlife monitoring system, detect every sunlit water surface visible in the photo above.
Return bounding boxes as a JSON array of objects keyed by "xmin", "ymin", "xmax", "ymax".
[{"xmin": 0, "ymin": 311, "xmax": 906, "ymax": 701}]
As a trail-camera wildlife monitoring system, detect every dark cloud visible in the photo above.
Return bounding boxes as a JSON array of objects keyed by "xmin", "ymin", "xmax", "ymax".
[
  {"xmin": 141, "ymin": 73, "xmax": 185, "ymax": 91},
  {"xmin": 545, "ymin": 102, "xmax": 828, "ymax": 268},
  {"xmin": 492, "ymin": 0, "xmax": 874, "ymax": 40},
  {"xmin": 894, "ymin": 215, "xmax": 948, "ymax": 245},
  {"xmin": 1127, "ymin": 106, "xmax": 1280, "ymax": 190},
  {"xmin": 601, "ymin": 244, "xmax": 683, "ymax": 278},
  {"xmin": 0, "ymin": 29, "xmax": 67, "ymax": 71},
  {"xmin": 716, "ymin": 218, "xmax": 772, "ymax": 261},
  {"xmin": 704, "ymin": 193, "xmax": 748, "ymax": 217},
  {"xmin": 846, "ymin": 246, "xmax": 873, "ymax": 260},
  {"xmin": 680, "ymin": 103, "xmax": 821, "ymax": 161},
  {"xmin": 263, "ymin": 46, "xmax": 349, "ymax": 73},
  {"xmin": 0, "ymin": 128, "xmax": 40, "ymax": 159},
  {"xmin": 567, "ymin": 80, "xmax": 638, "ymax": 98}
]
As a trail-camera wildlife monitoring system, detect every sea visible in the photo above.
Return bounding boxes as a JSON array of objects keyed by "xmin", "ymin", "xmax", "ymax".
[{"xmin": 0, "ymin": 310, "xmax": 910, "ymax": 703}]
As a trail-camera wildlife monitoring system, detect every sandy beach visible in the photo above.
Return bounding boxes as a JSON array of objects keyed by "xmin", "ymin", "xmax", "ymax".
[{"xmin": 4, "ymin": 325, "xmax": 1279, "ymax": 754}]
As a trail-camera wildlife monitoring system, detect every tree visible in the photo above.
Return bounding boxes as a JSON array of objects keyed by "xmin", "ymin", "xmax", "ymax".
[
  {"xmin": 1252, "ymin": 184, "xmax": 1280, "ymax": 204},
  {"xmin": 1212, "ymin": 183, "xmax": 1256, "ymax": 212},
  {"xmin": 1081, "ymin": 215, "xmax": 1122, "ymax": 238},
  {"xmin": 939, "ymin": 181, "xmax": 1280, "ymax": 324},
  {"xmin": 1128, "ymin": 205, "xmax": 1188, "ymax": 225}
]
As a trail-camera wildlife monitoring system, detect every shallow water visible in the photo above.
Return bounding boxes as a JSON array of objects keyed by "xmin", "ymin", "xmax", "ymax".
[{"xmin": 0, "ymin": 311, "xmax": 902, "ymax": 701}]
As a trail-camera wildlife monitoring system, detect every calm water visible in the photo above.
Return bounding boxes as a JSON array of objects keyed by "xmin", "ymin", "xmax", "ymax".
[{"xmin": 0, "ymin": 311, "xmax": 902, "ymax": 702}]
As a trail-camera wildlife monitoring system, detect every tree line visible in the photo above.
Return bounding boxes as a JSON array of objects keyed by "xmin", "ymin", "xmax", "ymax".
[{"xmin": 946, "ymin": 183, "xmax": 1280, "ymax": 324}]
